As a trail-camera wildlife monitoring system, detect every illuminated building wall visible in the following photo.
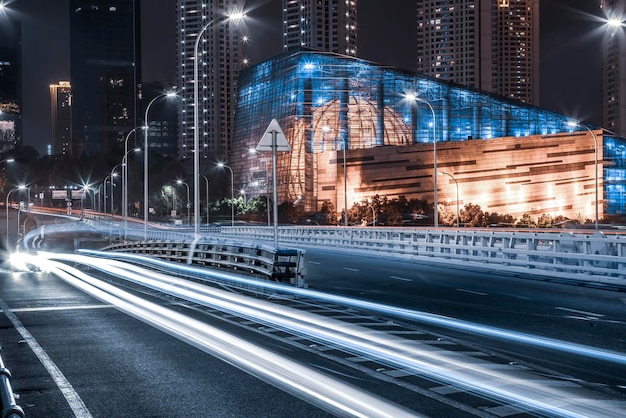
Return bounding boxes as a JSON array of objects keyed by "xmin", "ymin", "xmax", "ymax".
[
  {"xmin": 232, "ymin": 50, "xmax": 626, "ymax": 218},
  {"xmin": 0, "ymin": 18, "xmax": 22, "ymax": 153}
]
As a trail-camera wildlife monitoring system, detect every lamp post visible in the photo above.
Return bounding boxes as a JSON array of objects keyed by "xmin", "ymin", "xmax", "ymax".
[
  {"xmin": 239, "ymin": 188, "xmax": 247, "ymax": 205},
  {"xmin": 176, "ymin": 180, "xmax": 190, "ymax": 225},
  {"xmin": 5, "ymin": 185, "xmax": 25, "ymax": 250},
  {"xmin": 439, "ymin": 171, "xmax": 459, "ymax": 228},
  {"xmin": 200, "ymin": 174, "xmax": 209, "ymax": 225},
  {"xmin": 568, "ymin": 121, "xmax": 599, "ymax": 231},
  {"xmin": 406, "ymin": 93, "xmax": 438, "ymax": 227},
  {"xmin": 122, "ymin": 147, "xmax": 141, "ymax": 238},
  {"xmin": 144, "ymin": 92, "xmax": 176, "ymax": 240},
  {"xmin": 123, "ymin": 126, "xmax": 145, "ymax": 237},
  {"xmin": 217, "ymin": 163, "xmax": 234, "ymax": 226},
  {"xmin": 193, "ymin": 12, "xmax": 246, "ymax": 238}
]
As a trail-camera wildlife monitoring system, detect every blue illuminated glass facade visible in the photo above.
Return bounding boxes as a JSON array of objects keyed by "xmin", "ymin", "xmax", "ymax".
[{"xmin": 233, "ymin": 50, "xmax": 626, "ymax": 216}]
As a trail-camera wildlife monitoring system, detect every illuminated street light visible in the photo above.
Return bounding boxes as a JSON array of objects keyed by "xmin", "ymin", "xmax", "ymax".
[
  {"xmin": 193, "ymin": 11, "xmax": 246, "ymax": 238},
  {"xmin": 193, "ymin": 12, "xmax": 246, "ymax": 238},
  {"xmin": 217, "ymin": 162, "xmax": 234, "ymax": 226},
  {"xmin": 144, "ymin": 92, "xmax": 176, "ymax": 240},
  {"xmin": 123, "ymin": 126, "xmax": 145, "ymax": 237},
  {"xmin": 176, "ymin": 180, "xmax": 190, "ymax": 225},
  {"xmin": 405, "ymin": 92, "xmax": 438, "ymax": 227},
  {"xmin": 439, "ymin": 172, "xmax": 459, "ymax": 228},
  {"xmin": 568, "ymin": 120, "xmax": 599, "ymax": 231}
]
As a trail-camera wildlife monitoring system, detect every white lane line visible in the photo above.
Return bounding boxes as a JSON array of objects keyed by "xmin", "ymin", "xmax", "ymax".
[
  {"xmin": 390, "ymin": 276, "xmax": 413, "ymax": 282},
  {"xmin": 555, "ymin": 307, "xmax": 605, "ymax": 317},
  {"xmin": 456, "ymin": 288, "xmax": 487, "ymax": 296},
  {"xmin": 308, "ymin": 261, "xmax": 321, "ymax": 265},
  {"xmin": 5, "ymin": 304, "xmax": 113, "ymax": 313},
  {"xmin": 342, "ymin": 267, "xmax": 359, "ymax": 272},
  {"xmin": 0, "ymin": 298, "xmax": 93, "ymax": 418}
]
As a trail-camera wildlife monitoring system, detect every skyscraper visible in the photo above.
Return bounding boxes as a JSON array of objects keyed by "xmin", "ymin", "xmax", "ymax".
[
  {"xmin": 601, "ymin": 0, "xmax": 626, "ymax": 136},
  {"xmin": 416, "ymin": 0, "xmax": 539, "ymax": 105},
  {"xmin": 50, "ymin": 81, "xmax": 72, "ymax": 156},
  {"xmin": 282, "ymin": 0, "xmax": 357, "ymax": 56},
  {"xmin": 69, "ymin": 0, "xmax": 141, "ymax": 155},
  {"xmin": 176, "ymin": 0, "xmax": 247, "ymax": 162},
  {"xmin": 0, "ymin": 18, "xmax": 22, "ymax": 153}
]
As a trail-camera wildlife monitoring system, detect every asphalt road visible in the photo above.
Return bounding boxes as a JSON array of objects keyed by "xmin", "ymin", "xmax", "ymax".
[{"xmin": 0, "ymin": 219, "xmax": 625, "ymax": 416}]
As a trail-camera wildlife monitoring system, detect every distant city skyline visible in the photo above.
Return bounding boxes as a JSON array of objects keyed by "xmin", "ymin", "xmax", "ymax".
[{"xmin": 8, "ymin": 0, "xmax": 605, "ymax": 154}]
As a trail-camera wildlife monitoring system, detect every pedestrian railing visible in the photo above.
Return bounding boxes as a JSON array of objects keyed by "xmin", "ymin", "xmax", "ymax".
[{"xmin": 0, "ymin": 350, "xmax": 24, "ymax": 418}]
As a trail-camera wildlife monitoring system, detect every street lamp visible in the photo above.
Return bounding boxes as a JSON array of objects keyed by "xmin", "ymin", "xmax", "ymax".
[
  {"xmin": 193, "ymin": 11, "xmax": 246, "ymax": 238},
  {"xmin": 5, "ymin": 185, "xmax": 25, "ymax": 250},
  {"xmin": 176, "ymin": 180, "xmax": 190, "ymax": 225},
  {"xmin": 568, "ymin": 121, "xmax": 599, "ymax": 231},
  {"xmin": 405, "ymin": 93, "xmax": 438, "ymax": 228},
  {"xmin": 123, "ymin": 126, "xmax": 145, "ymax": 236},
  {"xmin": 200, "ymin": 174, "xmax": 209, "ymax": 225},
  {"xmin": 239, "ymin": 188, "xmax": 247, "ymax": 205},
  {"xmin": 439, "ymin": 172, "xmax": 459, "ymax": 228},
  {"xmin": 217, "ymin": 162, "xmax": 234, "ymax": 226},
  {"xmin": 144, "ymin": 92, "xmax": 176, "ymax": 240}
]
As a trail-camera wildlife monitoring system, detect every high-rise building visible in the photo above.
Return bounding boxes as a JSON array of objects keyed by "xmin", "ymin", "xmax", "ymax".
[
  {"xmin": 282, "ymin": 0, "xmax": 357, "ymax": 56},
  {"xmin": 50, "ymin": 81, "xmax": 72, "ymax": 156},
  {"xmin": 176, "ymin": 0, "xmax": 247, "ymax": 162},
  {"xmin": 601, "ymin": 0, "xmax": 626, "ymax": 136},
  {"xmin": 416, "ymin": 0, "xmax": 539, "ymax": 105},
  {"xmin": 142, "ymin": 82, "xmax": 179, "ymax": 159},
  {"xmin": 0, "ymin": 18, "xmax": 22, "ymax": 153},
  {"xmin": 69, "ymin": 0, "xmax": 142, "ymax": 155}
]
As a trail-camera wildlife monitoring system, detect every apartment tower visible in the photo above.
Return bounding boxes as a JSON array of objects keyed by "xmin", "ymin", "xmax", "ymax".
[
  {"xmin": 176, "ymin": 0, "xmax": 247, "ymax": 162},
  {"xmin": 283, "ymin": 0, "xmax": 358, "ymax": 56},
  {"xmin": 69, "ymin": 0, "xmax": 142, "ymax": 155},
  {"xmin": 416, "ymin": 0, "xmax": 540, "ymax": 105},
  {"xmin": 601, "ymin": 0, "xmax": 626, "ymax": 136},
  {"xmin": 50, "ymin": 81, "xmax": 72, "ymax": 156}
]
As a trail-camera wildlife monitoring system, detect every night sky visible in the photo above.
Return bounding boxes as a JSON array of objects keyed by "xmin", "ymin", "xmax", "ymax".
[{"xmin": 7, "ymin": 0, "xmax": 606, "ymax": 154}]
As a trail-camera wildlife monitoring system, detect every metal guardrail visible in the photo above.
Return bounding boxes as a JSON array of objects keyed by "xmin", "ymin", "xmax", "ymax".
[
  {"xmin": 0, "ymin": 350, "xmax": 24, "ymax": 418},
  {"xmin": 102, "ymin": 240, "xmax": 307, "ymax": 288},
  {"xmin": 220, "ymin": 226, "xmax": 626, "ymax": 285}
]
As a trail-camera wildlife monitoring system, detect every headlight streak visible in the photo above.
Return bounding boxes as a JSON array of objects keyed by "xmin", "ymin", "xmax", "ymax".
[
  {"xmin": 35, "ymin": 252, "xmax": 626, "ymax": 417},
  {"xmin": 77, "ymin": 249, "xmax": 626, "ymax": 367},
  {"xmin": 36, "ymin": 256, "xmax": 421, "ymax": 418}
]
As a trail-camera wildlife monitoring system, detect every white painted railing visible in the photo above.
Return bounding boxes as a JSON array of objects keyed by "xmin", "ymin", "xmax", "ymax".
[{"xmin": 220, "ymin": 226, "xmax": 626, "ymax": 285}]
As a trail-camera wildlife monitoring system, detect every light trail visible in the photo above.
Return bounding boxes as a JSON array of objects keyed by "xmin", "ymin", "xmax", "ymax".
[
  {"xmin": 25, "ymin": 254, "xmax": 420, "ymax": 418},
  {"xmin": 77, "ymin": 249, "xmax": 626, "ymax": 367},
  {"xmin": 22, "ymin": 251, "xmax": 626, "ymax": 417}
]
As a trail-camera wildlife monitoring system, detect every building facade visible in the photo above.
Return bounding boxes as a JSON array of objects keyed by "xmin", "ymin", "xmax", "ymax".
[
  {"xmin": 176, "ymin": 0, "xmax": 247, "ymax": 163},
  {"xmin": 232, "ymin": 51, "xmax": 626, "ymax": 221},
  {"xmin": 282, "ymin": 0, "xmax": 357, "ymax": 56},
  {"xmin": 69, "ymin": 0, "xmax": 142, "ymax": 155},
  {"xmin": 0, "ymin": 18, "xmax": 22, "ymax": 153},
  {"xmin": 601, "ymin": 0, "xmax": 626, "ymax": 137},
  {"xmin": 142, "ymin": 82, "xmax": 179, "ymax": 159},
  {"xmin": 50, "ymin": 81, "xmax": 72, "ymax": 156},
  {"xmin": 416, "ymin": 0, "xmax": 540, "ymax": 105}
]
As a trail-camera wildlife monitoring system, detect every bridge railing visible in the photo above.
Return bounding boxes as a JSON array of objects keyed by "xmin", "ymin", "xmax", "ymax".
[
  {"xmin": 102, "ymin": 239, "xmax": 307, "ymax": 288},
  {"xmin": 220, "ymin": 226, "xmax": 626, "ymax": 285}
]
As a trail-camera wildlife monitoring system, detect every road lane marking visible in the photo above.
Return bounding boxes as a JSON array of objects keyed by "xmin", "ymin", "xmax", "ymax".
[
  {"xmin": 342, "ymin": 267, "xmax": 359, "ymax": 272},
  {"xmin": 0, "ymin": 298, "xmax": 93, "ymax": 417},
  {"xmin": 390, "ymin": 276, "xmax": 412, "ymax": 282},
  {"xmin": 555, "ymin": 307, "xmax": 605, "ymax": 317},
  {"xmin": 0, "ymin": 299, "xmax": 92, "ymax": 418},
  {"xmin": 456, "ymin": 288, "xmax": 487, "ymax": 296},
  {"xmin": 308, "ymin": 261, "xmax": 321, "ymax": 265},
  {"xmin": 5, "ymin": 304, "xmax": 113, "ymax": 313}
]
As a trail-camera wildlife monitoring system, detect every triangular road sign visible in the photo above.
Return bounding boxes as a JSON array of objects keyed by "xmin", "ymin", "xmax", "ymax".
[{"xmin": 256, "ymin": 119, "xmax": 291, "ymax": 152}]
